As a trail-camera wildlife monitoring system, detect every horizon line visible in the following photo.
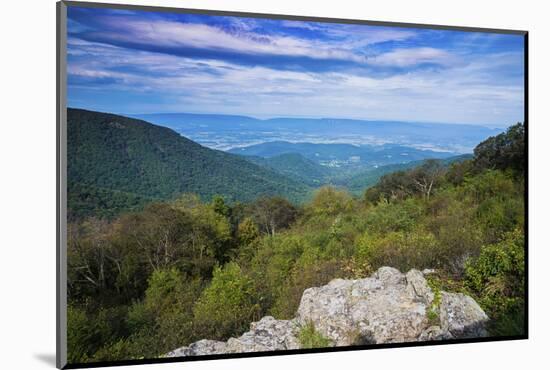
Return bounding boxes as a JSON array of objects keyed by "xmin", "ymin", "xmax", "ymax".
[{"xmin": 67, "ymin": 106, "xmax": 512, "ymax": 129}]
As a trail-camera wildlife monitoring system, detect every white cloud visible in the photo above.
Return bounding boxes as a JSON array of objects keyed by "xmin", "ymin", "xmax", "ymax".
[
  {"xmin": 69, "ymin": 44, "xmax": 523, "ymax": 125},
  {"xmin": 278, "ymin": 20, "xmax": 417, "ymax": 46},
  {"xmin": 80, "ymin": 16, "xmax": 427, "ymax": 66},
  {"xmin": 96, "ymin": 18, "xmax": 368, "ymax": 63},
  {"xmin": 367, "ymin": 47, "xmax": 458, "ymax": 67}
]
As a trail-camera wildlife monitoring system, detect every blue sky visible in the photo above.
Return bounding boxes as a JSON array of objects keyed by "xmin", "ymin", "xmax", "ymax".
[{"xmin": 67, "ymin": 6, "xmax": 525, "ymax": 126}]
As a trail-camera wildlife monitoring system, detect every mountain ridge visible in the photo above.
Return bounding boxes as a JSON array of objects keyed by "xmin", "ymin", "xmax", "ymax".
[
  {"xmin": 133, "ymin": 112, "xmax": 503, "ymax": 131},
  {"xmin": 67, "ymin": 108, "xmax": 311, "ymax": 218},
  {"xmin": 133, "ymin": 112, "xmax": 502, "ymax": 154}
]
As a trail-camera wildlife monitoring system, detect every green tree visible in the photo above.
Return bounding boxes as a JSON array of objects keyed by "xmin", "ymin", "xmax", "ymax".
[
  {"xmin": 237, "ymin": 217, "xmax": 260, "ymax": 246},
  {"xmin": 211, "ymin": 195, "xmax": 231, "ymax": 218},
  {"xmin": 306, "ymin": 186, "xmax": 353, "ymax": 217},
  {"xmin": 409, "ymin": 159, "xmax": 446, "ymax": 200},
  {"xmin": 364, "ymin": 170, "xmax": 416, "ymax": 203},
  {"xmin": 474, "ymin": 122, "xmax": 525, "ymax": 173},
  {"xmin": 193, "ymin": 262, "xmax": 260, "ymax": 339},
  {"xmin": 250, "ymin": 196, "xmax": 298, "ymax": 236},
  {"xmin": 465, "ymin": 229, "xmax": 525, "ymax": 335}
]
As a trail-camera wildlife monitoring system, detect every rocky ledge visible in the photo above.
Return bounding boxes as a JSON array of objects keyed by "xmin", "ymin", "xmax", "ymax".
[{"xmin": 166, "ymin": 267, "xmax": 488, "ymax": 357}]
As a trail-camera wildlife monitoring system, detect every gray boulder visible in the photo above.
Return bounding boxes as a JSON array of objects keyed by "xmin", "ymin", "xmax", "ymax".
[
  {"xmin": 166, "ymin": 267, "xmax": 489, "ymax": 357},
  {"xmin": 439, "ymin": 292, "xmax": 489, "ymax": 338},
  {"xmin": 165, "ymin": 339, "xmax": 227, "ymax": 357},
  {"xmin": 296, "ymin": 267, "xmax": 434, "ymax": 345},
  {"xmin": 226, "ymin": 316, "xmax": 300, "ymax": 353}
]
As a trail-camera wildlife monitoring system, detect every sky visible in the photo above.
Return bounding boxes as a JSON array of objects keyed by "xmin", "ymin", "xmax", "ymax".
[{"xmin": 66, "ymin": 6, "xmax": 525, "ymax": 127}]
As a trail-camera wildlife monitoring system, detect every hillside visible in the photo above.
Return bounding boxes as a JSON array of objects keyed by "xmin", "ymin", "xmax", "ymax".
[
  {"xmin": 340, "ymin": 154, "xmax": 473, "ymax": 194},
  {"xmin": 244, "ymin": 153, "xmax": 333, "ymax": 186},
  {"xmin": 67, "ymin": 108, "xmax": 311, "ymax": 218},
  {"xmin": 241, "ymin": 151, "xmax": 472, "ymax": 193},
  {"xmin": 228, "ymin": 141, "xmax": 455, "ymax": 170}
]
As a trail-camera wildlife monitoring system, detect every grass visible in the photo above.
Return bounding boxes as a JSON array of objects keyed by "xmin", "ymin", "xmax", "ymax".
[
  {"xmin": 426, "ymin": 276, "xmax": 443, "ymax": 326},
  {"xmin": 298, "ymin": 322, "xmax": 332, "ymax": 349}
]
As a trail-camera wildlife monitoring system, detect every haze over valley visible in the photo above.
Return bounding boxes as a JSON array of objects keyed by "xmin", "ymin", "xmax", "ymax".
[
  {"xmin": 132, "ymin": 112, "xmax": 500, "ymax": 183},
  {"xmin": 134, "ymin": 113, "xmax": 502, "ymax": 154}
]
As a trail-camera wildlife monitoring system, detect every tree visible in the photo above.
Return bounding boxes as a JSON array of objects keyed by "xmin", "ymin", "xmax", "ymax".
[
  {"xmin": 249, "ymin": 196, "xmax": 298, "ymax": 236},
  {"xmin": 193, "ymin": 262, "xmax": 260, "ymax": 339},
  {"xmin": 364, "ymin": 160, "xmax": 445, "ymax": 203},
  {"xmin": 307, "ymin": 186, "xmax": 353, "ymax": 216},
  {"xmin": 410, "ymin": 159, "xmax": 446, "ymax": 200},
  {"xmin": 445, "ymin": 159, "xmax": 473, "ymax": 186},
  {"xmin": 67, "ymin": 218, "xmax": 114, "ymax": 298},
  {"xmin": 174, "ymin": 195, "xmax": 233, "ymax": 264},
  {"xmin": 117, "ymin": 268, "xmax": 204, "ymax": 359},
  {"xmin": 114, "ymin": 203, "xmax": 193, "ymax": 272},
  {"xmin": 474, "ymin": 122, "xmax": 525, "ymax": 173},
  {"xmin": 211, "ymin": 195, "xmax": 231, "ymax": 218},
  {"xmin": 237, "ymin": 217, "xmax": 260, "ymax": 245}
]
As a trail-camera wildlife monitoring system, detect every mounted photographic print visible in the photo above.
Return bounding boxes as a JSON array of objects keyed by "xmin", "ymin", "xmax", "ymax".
[{"xmin": 56, "ymin": 1, "xmax": 528, "ymax": 368}]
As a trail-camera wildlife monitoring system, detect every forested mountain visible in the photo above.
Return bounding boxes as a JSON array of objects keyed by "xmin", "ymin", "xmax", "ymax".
[
  {"xmin": 67, "ymin": 109, "xmax": 311, "ymax": 219},
  {"xmin": 242, "ymin": 151, "xmax": 472, "ymax": 192},
  {"xmin": 229, "ymin": 141, "xmax": 455, "ymax": 170},
  {"xmin": 339, "ymin": 154, "xmax": 473, "ymax": 194},
  {"xmin": 243, "ymin": 153, "xmax": 333, "ymax": 186}
]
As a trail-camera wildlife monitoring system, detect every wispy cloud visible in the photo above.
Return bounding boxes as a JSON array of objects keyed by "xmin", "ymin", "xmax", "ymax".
[
  {"xmin": 69, "ymin": 8, "xmax": 436, "ymax": 69},
  {"xmin": 367, "ymin": 47, "xmax": 458, "ymax": 67},
  {"xmin": 66, "ymin": 6, "xmax": 525, "ymax": 126}
]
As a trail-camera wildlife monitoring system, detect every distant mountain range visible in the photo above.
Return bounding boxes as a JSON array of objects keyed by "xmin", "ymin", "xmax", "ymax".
[
  {"xmin": 228, "ymin": 140, "xmax": 455, "ymax": 172},
  {"xmin": 133, "ymin": 112, "xmax": 502, "ymax": 153},
  {"xmin": 67, "ymin": 109, "xmax": 311, "ymax": 219}
]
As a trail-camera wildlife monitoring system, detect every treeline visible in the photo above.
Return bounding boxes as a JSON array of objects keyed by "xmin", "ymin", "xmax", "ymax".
[{"xmin": 67, "ymin": 123, "xmax": 525, "ymax": 363}]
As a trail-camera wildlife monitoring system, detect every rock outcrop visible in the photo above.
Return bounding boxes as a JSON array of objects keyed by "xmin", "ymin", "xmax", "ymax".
[{"xmin": 165, "ymin": 267, "xmax": 488, "ymax": 358}]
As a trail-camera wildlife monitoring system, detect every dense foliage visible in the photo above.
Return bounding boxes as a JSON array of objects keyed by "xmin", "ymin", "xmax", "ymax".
[
  {"xmin": 67, "ymin": 108, "xmax": 311, "ymax": 219},
  {"xmin": 245, "ymin": 153, "xmax": 332, "ymax": 187},
  {"xmin": 67, "ymin": 123, "xmax": 525, "ymax": 363}
]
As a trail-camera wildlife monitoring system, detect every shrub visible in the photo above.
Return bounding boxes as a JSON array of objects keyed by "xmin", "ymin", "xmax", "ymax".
[
  {"xmin": 460, "ymin": 170, "xmax": 515, "ymax": 204},
  {"xmin": 193, "ymin": 262, "xmax": 260, "ymax": 339},
  {"xmin": 298, "ymin": 322, "xmax": 332, "ymax": 349},
  {"xmin": 111, "ymin": 268, "xmax": 204, "ymax": 359},
  {"xmin": 306, "ymin": 186, "xmax": 353, "ymax": 218},
  {"xmin": 476, "ymin": 196, "xmax": 524, "ymax": 244},
  {"xmin": 270, "ymin": 255, "xmax": 344, "ymax": 319},
  {"xmin": 67, "ymin": 304, "xmax": 128, "ymax": 363},
  {"xmin": 355, "ymin": 229, "xmax": 438, "ymax": 272},
  {"xmin": 473, "ymin": 122, "xmax": 524, "ymax": 173},
  {"xmin": 426, "ymin": 198, "xmax": 484, "ymax": 275},
  {"xmin": 465, "ymin": 229, "xmax": 525, "ymax": 336},
  {"xmin": 364, "ymin": 198, "xmax": 423, "ymax": 234}
]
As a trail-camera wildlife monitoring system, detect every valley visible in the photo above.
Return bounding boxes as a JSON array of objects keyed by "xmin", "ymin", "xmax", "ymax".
[{"xmin": 133, "ymin": 113, "xmax": 502, "ymax": 154}]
